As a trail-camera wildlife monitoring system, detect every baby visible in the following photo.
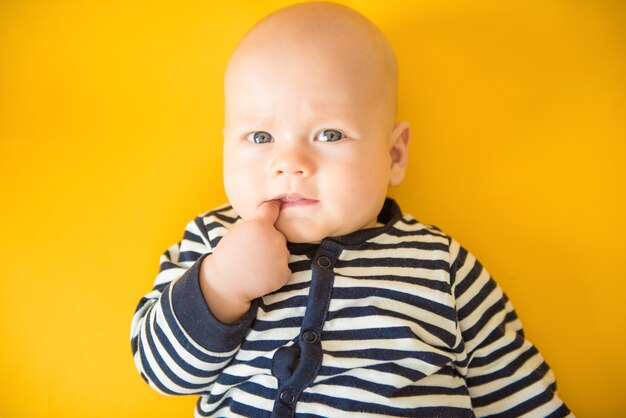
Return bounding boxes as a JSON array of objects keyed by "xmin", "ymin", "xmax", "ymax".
[{"xmin": 131, "ymin": 2, "xmax": 571, "ymax": 417}]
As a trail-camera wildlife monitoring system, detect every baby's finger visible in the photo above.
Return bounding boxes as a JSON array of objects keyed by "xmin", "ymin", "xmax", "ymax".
[{"xmin": 254, "ymin": 200, "xmax": 281, "ymax": 224}]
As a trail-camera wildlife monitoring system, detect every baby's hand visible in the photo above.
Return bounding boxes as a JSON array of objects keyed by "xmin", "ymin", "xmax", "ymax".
[{"xmin": 199, "ymin": 200, "xmax": 291, "ymax": 323}]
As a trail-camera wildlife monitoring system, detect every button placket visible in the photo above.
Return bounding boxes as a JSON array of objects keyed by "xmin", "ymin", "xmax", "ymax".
[{"xmin": 271, "ymin": 242, "xmax": 343, "ymax": 417}]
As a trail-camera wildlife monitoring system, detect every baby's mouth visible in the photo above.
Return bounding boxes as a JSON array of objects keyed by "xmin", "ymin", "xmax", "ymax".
[{"xmin": 273, "ymin": 194, "xmax": 319, "ymax": 208}]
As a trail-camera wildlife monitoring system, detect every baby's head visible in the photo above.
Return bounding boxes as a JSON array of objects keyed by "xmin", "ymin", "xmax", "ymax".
[{"xmin": 222, "ymin": 2, "xmax": 410, "ymax": 243}]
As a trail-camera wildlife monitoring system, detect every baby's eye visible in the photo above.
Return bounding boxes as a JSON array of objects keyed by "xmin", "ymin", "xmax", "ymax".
[
  {"xmin": 245, "ymin": 131, "xmax": 273, "ymax": 144},
  {"xmin": 316, "ymin": 129, "xmax": 344, "ymax": 142}
]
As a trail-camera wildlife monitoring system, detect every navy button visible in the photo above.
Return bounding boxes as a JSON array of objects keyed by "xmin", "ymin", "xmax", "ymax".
[
  {"xmin": 317, "ymin": 256, "xmax": 331, "ymax": 268},
  {"xmin": 280, "ymin": 389, "xmax": 297, "ymax": 405},
  {"xmin": 302, "ymin": 330, "xmax": 319, "ymax": 344}
]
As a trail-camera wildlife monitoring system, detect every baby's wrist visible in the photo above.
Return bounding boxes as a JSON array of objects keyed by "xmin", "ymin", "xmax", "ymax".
[{"xmin": 199, "ymin": 254, "xmax": 252, "ymax": 323}]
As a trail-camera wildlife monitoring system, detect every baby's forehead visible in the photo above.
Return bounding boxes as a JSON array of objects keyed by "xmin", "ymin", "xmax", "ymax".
[{"xmin": 227, "ymin": 47, "xmax": 381, "ymax": 118}]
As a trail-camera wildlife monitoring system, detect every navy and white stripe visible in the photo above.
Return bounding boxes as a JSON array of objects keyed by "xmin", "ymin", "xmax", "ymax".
[{"xmin": 131, "ymin": 199, "xmax": 571, "ymax": 417}]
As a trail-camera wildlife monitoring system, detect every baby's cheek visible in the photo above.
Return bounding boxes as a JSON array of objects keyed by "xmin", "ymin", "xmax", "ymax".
[{"xmin": 229, "ymin": 172, "xmax": 258, "ymax": 201}]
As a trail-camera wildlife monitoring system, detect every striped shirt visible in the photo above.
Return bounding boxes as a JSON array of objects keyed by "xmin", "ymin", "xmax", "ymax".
[{"xmin": 130, "ymin": 199, "xmax": 571, "ymax": 417}]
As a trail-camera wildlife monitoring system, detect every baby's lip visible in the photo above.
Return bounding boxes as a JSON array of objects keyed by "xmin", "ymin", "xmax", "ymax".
[{"xmin": 272, "ymin": 193, "xmax": 318, "ymax": 205}]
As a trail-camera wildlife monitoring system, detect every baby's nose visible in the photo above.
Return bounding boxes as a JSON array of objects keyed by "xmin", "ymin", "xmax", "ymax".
[{"xmin": 271, "ymin": 148, "xmax": 314, "ymax": 177}]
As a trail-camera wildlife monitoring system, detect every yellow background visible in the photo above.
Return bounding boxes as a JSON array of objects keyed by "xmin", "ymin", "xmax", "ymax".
[{"xmin": 1, "ymin": 0, "xmax": 624, "ymax": 416}]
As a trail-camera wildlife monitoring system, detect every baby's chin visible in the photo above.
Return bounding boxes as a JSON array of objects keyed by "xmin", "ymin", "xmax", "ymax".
[
  {"xmin": 276, "ymin": 225, "xmax": 323, "ymax": 244},
  {"xmin": 275, "ymin": 216, "xmax": 380, "ymax": 244},
  {"xmin": 274, "ymin": 218, "xmax": 328, "ymax": 244}
]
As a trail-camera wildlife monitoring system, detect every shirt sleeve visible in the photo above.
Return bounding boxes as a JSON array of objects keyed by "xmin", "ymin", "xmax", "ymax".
[
  {"xmin": 449, "ymin": 239, "xmax": 572, "ymax": 417},
  {"xmin": 129, "ymin": 217, "xmax": 256, "ymax": 395}
]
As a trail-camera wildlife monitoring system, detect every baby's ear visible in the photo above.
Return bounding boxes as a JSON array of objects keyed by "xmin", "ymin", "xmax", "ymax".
[{"xmin": 389, "ymin": 121, "xmax": 410, "ymax": 186}]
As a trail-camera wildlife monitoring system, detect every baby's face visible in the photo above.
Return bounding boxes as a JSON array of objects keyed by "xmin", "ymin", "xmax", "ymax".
[{"xmin": 222, "ymin": 5, "xmax": 408, "ymax": 243}]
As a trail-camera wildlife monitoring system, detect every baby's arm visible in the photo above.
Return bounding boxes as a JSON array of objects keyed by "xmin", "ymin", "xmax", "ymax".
[
  {"xmin": 130, "ymin": 204, "xmax": 290, "ymax": 395},
  {"xmin": 450, "ymin": 240, "xmax": 572, "ymax": 417}
]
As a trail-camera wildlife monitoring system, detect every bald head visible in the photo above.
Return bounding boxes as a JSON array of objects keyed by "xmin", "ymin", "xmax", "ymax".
[{"xmin": 224, "ymin": 2, "xmax": 399, "ymax": 129}]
